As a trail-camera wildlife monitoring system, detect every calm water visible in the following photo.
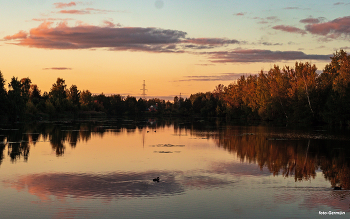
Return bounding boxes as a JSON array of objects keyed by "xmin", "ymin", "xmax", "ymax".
[{"xmin": 0, "ymin": 119, "xmax": 349, "ymax": 218}]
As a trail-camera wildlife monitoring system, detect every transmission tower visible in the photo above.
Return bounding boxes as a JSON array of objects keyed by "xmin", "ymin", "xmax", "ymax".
[{"xmin": 140, "ymin": 80, "xmax": 148, "ymax": 99}]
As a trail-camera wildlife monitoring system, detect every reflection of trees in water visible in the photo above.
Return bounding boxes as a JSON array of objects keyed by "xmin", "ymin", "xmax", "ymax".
[
  {"xmin": 1, "ymin": 121, "xmax": 349, "ymax": 190},
  {"xmin": 50, "ymin": 126, "xmax": 66, "ymax": 156},
  {"xmin": 0, "ymin": 135, "xmax": 6, "ymax": 165},
  {"xmin": 4, "ymin": 127, "xmax": 30, "ymax": 162},
  {"xmin": 319, "ymin": 146, "xmax": 350, "ymax": 190},
  {"xmin": 0, "ymin": 120, "xmax": 171, "ymax": 164},
  {"xmin": 8, "ymin": 141, "xmax": 30, "ymax": 162},
  {"xmin": 201, "ymin": 126, "xmax": 350, "ymax": 189}
]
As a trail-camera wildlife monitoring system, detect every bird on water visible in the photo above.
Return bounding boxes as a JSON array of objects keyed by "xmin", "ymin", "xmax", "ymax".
[
  {"xmin": 153, "ymin": 177, "xmax": 160, "ymax": 182},
  {"xmin": 334, "ymin": 186, "xmax": 342, "ymax": 190}
]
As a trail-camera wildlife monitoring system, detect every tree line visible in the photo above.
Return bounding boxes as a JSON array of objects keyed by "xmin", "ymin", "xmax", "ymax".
[
  {"xmin": 0, "ymin": 75, "xmax": 175, "ymax": 122},
  {"xmin": 189, "ymin": 50, "xmax": 350, "ymax": 125},
  {"xmin": 1, "ymin": 50, "xmax": 350, "ymax": 125}
]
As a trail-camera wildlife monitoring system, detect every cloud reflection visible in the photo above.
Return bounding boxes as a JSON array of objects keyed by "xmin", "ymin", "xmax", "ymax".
[{"xmin": 3, "ymin": 170, "xmax": 234, "ymax": 201}]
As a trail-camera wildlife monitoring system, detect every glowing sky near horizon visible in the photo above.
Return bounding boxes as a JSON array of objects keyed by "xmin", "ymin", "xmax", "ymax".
[{"xmin": 1, "ymin": 0, "xmax": 349, "ymax": 99}]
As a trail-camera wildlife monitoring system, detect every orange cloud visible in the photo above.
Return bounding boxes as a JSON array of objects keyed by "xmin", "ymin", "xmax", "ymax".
[
  {"xmin": 58, "ymin": 9, "xmax": 90, "ymax": 14},
  {"xmin": 54, "ymin": 1, "xmax": 78, "ymax": 8},
  {"xmin": 42, "ymin": 67, "xmax": 72, "ymax": 70},
  {"xmin": 4, "ymin": 30, "xmax": 27, "ymax": 40}
]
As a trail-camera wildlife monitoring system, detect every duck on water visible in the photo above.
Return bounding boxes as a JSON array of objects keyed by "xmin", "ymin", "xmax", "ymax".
[
  {"xmin": 153, "ymin": 177, "xmax": 160, "ymax": 182},
  {"xmin": 334, "ymin": 186, "xmax": 342, "ymax": 190}
]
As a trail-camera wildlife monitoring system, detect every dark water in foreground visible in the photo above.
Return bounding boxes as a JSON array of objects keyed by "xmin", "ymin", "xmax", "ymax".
[{"xmin": 0, "ymin": 120, "xmax": 349, "ymax": 218}]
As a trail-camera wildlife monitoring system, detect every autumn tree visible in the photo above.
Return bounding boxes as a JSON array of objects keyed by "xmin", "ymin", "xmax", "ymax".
[{"xmin": 322, "ymin": 50, "xmax": 350, "ymax": 124}]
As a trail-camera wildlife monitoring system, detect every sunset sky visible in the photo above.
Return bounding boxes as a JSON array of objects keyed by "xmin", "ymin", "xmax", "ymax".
[{"xmin": 1, "ymin": 0, "xmax": 349, "ymax": 100}]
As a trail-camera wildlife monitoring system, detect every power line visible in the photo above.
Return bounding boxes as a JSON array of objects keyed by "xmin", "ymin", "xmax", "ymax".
[{"xmin": 140, "ymin": 80, "xmax": 148, "ymax": 99}]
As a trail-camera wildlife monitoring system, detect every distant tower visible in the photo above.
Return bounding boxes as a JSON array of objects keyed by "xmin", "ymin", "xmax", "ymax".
[
  {"xmin": 140, "ymin": 80, "xmax": 148, "ymax": 99},
  {"xmin": 179, "ymin": 93, "xmax": 181, "ymax": 108}
]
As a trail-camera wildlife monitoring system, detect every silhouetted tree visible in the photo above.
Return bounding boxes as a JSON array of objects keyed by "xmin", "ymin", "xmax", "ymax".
[
  {"xmin": 0, "ymin": 71, "xmax": 7, "ymax": 119},
  {"xmin": 67, "ymin": 84, "xmax": 80, "ymax": 112},
  {"xmin": 29, "ymin": 84, "xmax": 41, "ymax": 105},
  {"xmin": 109, "ymin": 94, "xmax": 124, "ymax": 115},
  {"xmin": 7, "ymin": 77, "xmax": 26, "ymax": 121},
  {"xmin": 80, "ymin": 90, "xmax": 93, "ymax": 110},
  {"xmin": 124, "ymin": 96, "xmax": 137, "ymax": 115},
  {"xmin": 20, "ymin": 77, "xmax": 32, "ymax": 103}
]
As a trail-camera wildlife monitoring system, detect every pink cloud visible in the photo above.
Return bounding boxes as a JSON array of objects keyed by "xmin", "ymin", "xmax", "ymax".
[
  {"xmin": 32, "ymin": 18, "xmax": 74, "ymax": 22},
  {"xmin": 85, "ymin": 8, "xmax": 115, "ymax": 13},
  {"xmin": 273, "ymin": 25, "xmax": 307, "ymax": 35},
  {"xmin": 204, "ymin": 49, "xmax": 330, "ymax": 63},
  {"xmin": 305, "ymin": 16, "xmax": 350, "ymax": 38},
  {"xmin": 233, "ymin": 12, "xmax": 245, "ymax": 16},
  {"xmin": 57, "ymin": 8, "xmax": 115, "ymax": 14},
  {"xmin": 300, "ymin": 18, "xmax": 323, "ymax": 24},
  {"xmin": 181, "ymin": 38, "xmax": 240, "ymax": 50},
  {"xmin": 3, "ymin": 21, "xmax": 186, "ymax": 52},
  {"xmin": 4, "ymin": 30, "xmax": 27, "ymax": 40},
  {"xmin": 183, "ymin": 38, "xmax": 239, "ymax": 45},
  {"xmin": 3, "ymin": 22, "xmax": 240, "ymax": 53},
  {"xmin": 103, "ymin": 20, "xmax": 118, "ymax": 27},
  {"xmin": 54, "ymin": 2, "xmax": 78, "ymax": 8}
]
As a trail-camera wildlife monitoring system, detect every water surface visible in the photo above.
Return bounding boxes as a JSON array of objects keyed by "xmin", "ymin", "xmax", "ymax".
[{"xmin": 0, "ymin": 120, "xmax": 349, "ymax": 218}]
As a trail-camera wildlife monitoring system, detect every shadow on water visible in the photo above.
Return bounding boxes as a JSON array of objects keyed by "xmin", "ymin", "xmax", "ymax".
[{"xmin": 1, "ymin": 119, "xmax": 350, "ymax": 190}]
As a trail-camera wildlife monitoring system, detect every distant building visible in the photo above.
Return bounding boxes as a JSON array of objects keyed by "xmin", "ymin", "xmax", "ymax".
[{"xmin": 148, "ymin": 103, "xmax": 158, "ymax": 112}]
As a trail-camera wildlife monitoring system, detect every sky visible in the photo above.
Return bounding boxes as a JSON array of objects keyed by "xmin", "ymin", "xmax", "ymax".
[{"xmin": 1, "ymin": 0, "xmax": 349, "ymax": 100}]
